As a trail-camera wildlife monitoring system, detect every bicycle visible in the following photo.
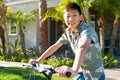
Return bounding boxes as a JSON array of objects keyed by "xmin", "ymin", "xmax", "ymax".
[{"xmin": 23, "ymin": 62, "xmax": 71, "ymax": 80}]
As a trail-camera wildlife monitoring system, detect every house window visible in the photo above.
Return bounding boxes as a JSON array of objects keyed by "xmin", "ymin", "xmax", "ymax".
[
  {"xmin": 8, "ymin": 22, "xmax": 17, "ymax": 36},
  {"xmin": 11, "ymin": 24, "xmax": 16, "ymax": 34}
]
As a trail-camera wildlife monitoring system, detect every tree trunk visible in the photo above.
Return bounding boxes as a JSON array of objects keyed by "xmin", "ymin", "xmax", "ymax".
[
  {"xmin": 0, "ymin": 26, "xmax": 6, "ymax": 54},
  {"xmin": 97, "ymin": 15, "xmax": 105, "ymax": 50},
  {"xmin": 0, "ymin": 4, "xmax": 10, "ymax": 53},
  {"xmin": 19, "ymin": 26, "xmax": 26, "ymax": 54},
  {"xmin": 84, "ymin": 7, "xmax": 91, "ymax": 24},
  {"xmin": 110, "ymin": 17, "xmax": 120, "ymax": 53},
  {"xmin": 39, "ymin": 0, "xmax": 48, "ymax": 53}
]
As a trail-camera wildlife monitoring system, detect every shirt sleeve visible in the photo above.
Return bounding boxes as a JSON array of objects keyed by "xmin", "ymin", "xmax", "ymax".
[
  {"xmin": 81, "ymin": 26, "xmax": 98, "ymax": 44},
  {"xmin": 58, "ymin": 32, "xmax": 69, "ymax": 45}
]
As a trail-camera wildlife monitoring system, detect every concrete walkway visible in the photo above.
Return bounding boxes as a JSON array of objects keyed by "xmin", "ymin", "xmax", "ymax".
[
  {"xmin": 105, "ymin": 68, "xmax": 120, "ymax": 80},
  {"xmin": 0, "ymin": 61, "xmax": 120, "ymax": 80},
  {"xmin": 0, "ymin": 61, "xmax": 25, "ymax": 67}
]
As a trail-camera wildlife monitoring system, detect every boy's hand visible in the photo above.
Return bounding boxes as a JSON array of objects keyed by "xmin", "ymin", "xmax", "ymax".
[
  {"xmin": 28, "ymin": 59, "xmax": 36, "ymax": 64},
  {"xmin": 55, "ymin": 65, "xmax": 76, "ymax": 78}
]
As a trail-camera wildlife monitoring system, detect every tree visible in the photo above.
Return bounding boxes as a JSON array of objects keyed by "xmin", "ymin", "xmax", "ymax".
[
  {"xmin": 44, "ymin": 0, "xmax": 89, "ymax": 22},
  {"xmin": 0, "ymin": 0, "xmax": 4, "ymax": 6},
  {"xmin": 108, "ymin": 0, "xmax": 120, "ymax": 53},
  {"xmin": 0, "ymin": 1, "xmax": 9, "ymax": 54},
  {"xmin": 91, "ymin": 0, "xmax": 109, "ymax": 50},
  {"xmin": 39, "ymin": 0, "xmax": 48, "ymax": 53},
  {"xmin": 44, "ymin": 0, "xmax": 70, "ymax": 22},
  {"xmin": 0, "ymin": 25, "xmax": 6, "ymax": 53},
  {"xmin": 44, "ymin": 0, "xmax": 96, "ymax": 24},
  {"xmin": 81, "ymin": 0, "xmax": 92, "ymax": 24},
  {"xmin": 6, "ymin": 9, "xmax": 37, "ymax": 54}
]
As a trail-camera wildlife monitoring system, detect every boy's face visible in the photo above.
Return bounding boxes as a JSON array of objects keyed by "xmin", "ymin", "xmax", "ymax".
[{"xmin": 64, "ymin": 9, "xmax": 82, "ymax": 31}]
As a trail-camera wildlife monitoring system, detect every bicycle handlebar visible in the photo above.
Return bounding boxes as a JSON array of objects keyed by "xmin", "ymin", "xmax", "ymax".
[{"xmin": 23, "ymin": 62, "xmax": 71, "ymax": 78}]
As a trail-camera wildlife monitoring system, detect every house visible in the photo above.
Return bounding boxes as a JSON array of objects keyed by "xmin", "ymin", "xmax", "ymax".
[{"xmin": 5, "ymin": 0, "xmax": 62, "ymax": 49}]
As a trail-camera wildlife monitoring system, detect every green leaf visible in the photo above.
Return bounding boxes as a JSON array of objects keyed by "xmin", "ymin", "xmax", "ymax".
[
  {"xmin": 0, "ymin": 0, "xmax": 5, "ymax": 6},
  {"xmin": 15, "ymin": 37, "xmax": 19, "ymax": 48},
  {"xmin": 109, "ymin": 2, "xmax": 120, "ymax": 17}
]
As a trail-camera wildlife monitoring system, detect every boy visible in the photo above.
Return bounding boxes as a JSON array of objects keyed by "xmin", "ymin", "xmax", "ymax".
[{"xmin": 29, "ymin": 2, "xmax": 105, "ymax": 80}]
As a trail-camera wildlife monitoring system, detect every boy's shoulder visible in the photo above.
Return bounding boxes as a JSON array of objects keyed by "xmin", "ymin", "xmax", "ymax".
[
  {"xmin": 64, "ymin": 27, "xmax": 71, "ymax": 33},
  {"xmin": 77, "ymin": 22, "xmax": 94, "ymax": 32}
]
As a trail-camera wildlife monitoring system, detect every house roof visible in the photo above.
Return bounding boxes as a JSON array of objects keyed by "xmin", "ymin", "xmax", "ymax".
[
  {"xmin": 5, "ymin": 0, "xmax": 60, "ymax": 9},
  {"xmin": 5, "ymin": 0, "xmax": 60, "ymax": 12}
]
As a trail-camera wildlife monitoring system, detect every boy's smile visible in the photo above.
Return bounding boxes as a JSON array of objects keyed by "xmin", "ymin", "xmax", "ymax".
[{"xmin": 64, "ymin": 9, "xmax": 82, "ymax": 32}]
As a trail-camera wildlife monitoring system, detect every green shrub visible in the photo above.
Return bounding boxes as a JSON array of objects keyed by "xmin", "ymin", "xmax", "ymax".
[
  {"xmin": 21, "ymin": 58, "xmax": 28, "ymax": 63},
  {"xmin": 25, "ymin": 47, "xmax": 37, "ymax": 58},
  {"xmin": 102, "ymin": 50, "xmax": 119, "ymax": 68},
  {"xmin": 9, "ymin": 37, "xmax": 23, "ymax": 56},
  {"xmin": 42, "ymin": 56, "xmax": 74, "ymax": 67},
  {"xmin": 64, "ymin": 58, "xmax": 74, "ymax": 67},
  {"xmin": 0, "ymin": 53, "xmax": 11, "ymax": 61},
  {"xmin": 47, "ymin": 56, "xmax": 64, "ymax": 66},
  {"xmin": 11, "ymin": 56, "xmax": 22, "ymax": 62},
  {"xmin": 41, "ymin": 59, "xmax": 48, "ymax": 64}
]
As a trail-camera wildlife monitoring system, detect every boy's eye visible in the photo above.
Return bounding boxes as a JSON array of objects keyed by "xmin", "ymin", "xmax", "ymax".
[
  {"xmin": 67, "ymin": 16, "xmax": 70, "ymax": 18},
  {"xmin": 73, "ymin": 15, "xmax": 77, "ymax": 17}
]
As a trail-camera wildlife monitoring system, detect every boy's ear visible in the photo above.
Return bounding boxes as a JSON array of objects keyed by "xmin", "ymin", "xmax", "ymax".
[{"xmin": 80, "ymin": 15, "xmax": 85, "ymax": 22}]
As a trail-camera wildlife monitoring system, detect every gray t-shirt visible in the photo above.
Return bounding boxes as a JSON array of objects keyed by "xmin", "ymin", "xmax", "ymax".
[{"xmin": 58, "ymin": 22, "xmax": 104, "ymax": 80}]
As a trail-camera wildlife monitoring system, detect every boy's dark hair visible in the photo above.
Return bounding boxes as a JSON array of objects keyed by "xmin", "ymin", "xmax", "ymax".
[{"xmin": 64, "ymin": 2, "xmax": 82, "ymax": 15}]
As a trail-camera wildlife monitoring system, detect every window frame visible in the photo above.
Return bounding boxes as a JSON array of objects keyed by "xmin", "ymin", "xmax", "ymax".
[{"xmin": 8, "ymin": 22, "xmax": 18, "ymax": 36}]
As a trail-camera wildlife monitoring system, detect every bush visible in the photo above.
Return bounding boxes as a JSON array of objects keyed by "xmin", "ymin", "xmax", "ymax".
[
  {"xmin": 102, "ymin": 50, "xmax": 119, "ymax": 68},
  {"xmin": 0, "ymin": 44, "xmax": 39, "ymax": 62},
  {"xmin": 0, "ymin": 53, "xmax": 31, "ymax": 63},
  {"xmin": 41, "ymin": 56, "xmax": 74, "ymax": 67},
  {"xmin": 0, "ymin": 53, "xmax": 11, "ymax": 61}
]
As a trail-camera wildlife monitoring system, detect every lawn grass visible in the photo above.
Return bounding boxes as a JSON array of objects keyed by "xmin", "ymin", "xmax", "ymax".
[
  {"xmin": 0, "ymin": 67, "xmax": 73, "ymax": 80},
  {"xmin": 0, "ymin": 67, "xmax": 113, "ymax": 80}
]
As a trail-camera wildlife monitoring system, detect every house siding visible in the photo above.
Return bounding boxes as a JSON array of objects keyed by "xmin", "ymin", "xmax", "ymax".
[{"xmin": 5, "ymin": 0, "xmax": 60, "ymax": 50}]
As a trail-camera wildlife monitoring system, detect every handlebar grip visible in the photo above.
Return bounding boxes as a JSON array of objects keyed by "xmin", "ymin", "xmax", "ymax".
[
  {"xmin": 32, "ymin": 62, "xmax": 37, "ymax": 67},
  {"xmin": 65, "ymin": 71, "xmax": 71, "ymax": 77}
]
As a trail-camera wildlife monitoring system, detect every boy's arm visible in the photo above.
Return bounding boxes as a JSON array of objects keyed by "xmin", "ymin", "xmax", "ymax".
[
  {"xmin": 55, "ymin": 37, "xmax": 91, "ymax": 78},
  {"xmin": 36, "ymin": 40, "xmax": 63, "ymax": 63},
  {"xmin": 72, "ymin": 37, "xmax": 91, "ymax": 74}
]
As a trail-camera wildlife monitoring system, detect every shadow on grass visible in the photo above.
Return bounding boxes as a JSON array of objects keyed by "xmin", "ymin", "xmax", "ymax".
[{"xmin": 0, "ymin": 67, "xmax": 48, "ymax": 80}]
